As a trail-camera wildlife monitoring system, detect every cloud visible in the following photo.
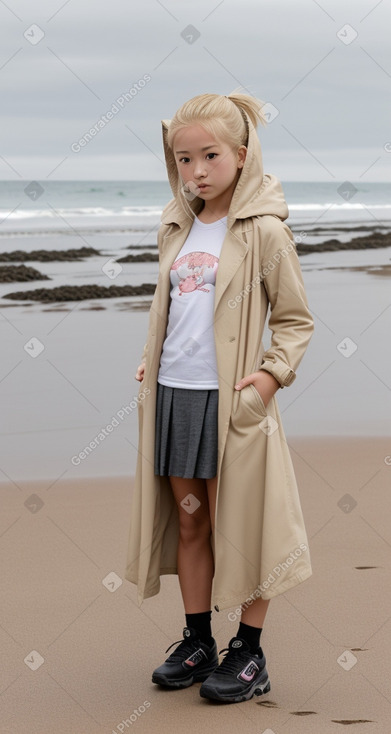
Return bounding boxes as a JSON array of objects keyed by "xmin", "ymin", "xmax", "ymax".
[{"xmin": 0, "ymin": 0, "xmax": 389, "ymax": 180}]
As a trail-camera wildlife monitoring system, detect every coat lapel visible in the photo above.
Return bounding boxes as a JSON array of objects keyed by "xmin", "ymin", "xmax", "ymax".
[{"xmin": 214, "ymin": 227, "xmax": 249, "ymax": 314}]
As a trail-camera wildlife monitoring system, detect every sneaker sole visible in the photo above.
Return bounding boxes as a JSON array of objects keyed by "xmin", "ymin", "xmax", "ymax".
[
  {"xmin": 199, "ymin": 676, "xmax": 271, "ymax": 703},
  {"xmin": 152, "ymin": 660, "xmax": 219, "ymax": 689}
]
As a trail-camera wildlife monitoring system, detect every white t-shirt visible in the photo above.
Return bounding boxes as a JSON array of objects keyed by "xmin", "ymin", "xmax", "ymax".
[{"xmin": 157, "ymin": 214, "xmax": 227, "ymax": 389}]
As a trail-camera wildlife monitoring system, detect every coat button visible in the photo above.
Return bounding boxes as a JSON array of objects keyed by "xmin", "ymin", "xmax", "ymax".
[{"xmin": 228, "ymin": 336, "xmax": 235, "ymax": 342}]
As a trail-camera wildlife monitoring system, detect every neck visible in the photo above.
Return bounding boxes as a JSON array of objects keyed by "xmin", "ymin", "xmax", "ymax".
[{"xmin": 197, "ymin": 206, "xmax": 228, "ymax": 223}]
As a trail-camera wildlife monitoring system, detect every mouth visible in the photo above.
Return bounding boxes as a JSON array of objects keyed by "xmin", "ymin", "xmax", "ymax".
[{"xmin": 197, "ymin": 184, "xmax": 210, "ymax": 190}]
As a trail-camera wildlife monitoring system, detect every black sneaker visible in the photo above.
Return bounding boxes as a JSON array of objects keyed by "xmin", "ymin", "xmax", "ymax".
[
  {"xmin": 152, "ymin": 627, "xmax": 219, "ymax": 689},
  {"xmin": 199, "ymin": 637, "xmax": 271, "ymax": 703}
]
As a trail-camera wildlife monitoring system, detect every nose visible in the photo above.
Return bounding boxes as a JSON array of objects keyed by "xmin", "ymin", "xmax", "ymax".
[{"xmin": 193, "ymin": 159, "xmax": 207, "ymax": 179}]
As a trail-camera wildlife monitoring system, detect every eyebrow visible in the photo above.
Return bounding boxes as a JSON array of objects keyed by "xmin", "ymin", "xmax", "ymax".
[{"xmin": 175, "ymin": 145, "xmax": 218, "ymax": 154}]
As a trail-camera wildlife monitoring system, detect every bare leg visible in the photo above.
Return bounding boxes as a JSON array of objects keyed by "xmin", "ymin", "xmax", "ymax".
[
  {"xmin": 169, "ymin": 476, "xmax": 214, "ymax": 613},
  {"xmin": 169, "ymin": 473, "xmax": 269, "ymax": 626}
]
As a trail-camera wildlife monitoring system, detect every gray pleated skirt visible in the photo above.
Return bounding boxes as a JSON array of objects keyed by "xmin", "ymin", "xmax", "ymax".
[{"xmin": 154, "ymin": 382, "xmax": 218, "ymax": 479}]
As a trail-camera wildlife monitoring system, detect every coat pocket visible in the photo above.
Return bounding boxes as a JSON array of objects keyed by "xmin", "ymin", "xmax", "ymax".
[
  {"xmin": 249, "ymin": 383, "xmax": 267, "ymax": 415},
  {"xmin": 231, "ymin": 383, "xmax": 268, "ymax": 432}
]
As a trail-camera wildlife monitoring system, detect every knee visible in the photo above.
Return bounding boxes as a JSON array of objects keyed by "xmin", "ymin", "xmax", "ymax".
[{"xmin": 178, "ymin": 511, "xmax": 211, "ymax": 546}]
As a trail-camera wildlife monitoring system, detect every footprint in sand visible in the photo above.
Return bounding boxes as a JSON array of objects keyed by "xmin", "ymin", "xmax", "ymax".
[
  {"xmin": 256, "ymin": 700, "xmax": 278, "ymax": 708},
  {"xmin": 331, "ymin": 720, "xmax": 374, "ymax": 725},
  {"xmin": 291, "ymin": 711, "xmax": 317, "ymax": 716}
]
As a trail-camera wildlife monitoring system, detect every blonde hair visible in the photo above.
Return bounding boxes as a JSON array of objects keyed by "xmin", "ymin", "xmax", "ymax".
[{"xmin": 166, "ymin": 89, "xmax": 267, "ymax": 152}]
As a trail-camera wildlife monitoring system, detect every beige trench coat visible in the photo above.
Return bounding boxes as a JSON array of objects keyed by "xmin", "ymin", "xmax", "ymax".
[{"xmin": 124, "ymin": 111, "xmax": 314, "ymax": 611}]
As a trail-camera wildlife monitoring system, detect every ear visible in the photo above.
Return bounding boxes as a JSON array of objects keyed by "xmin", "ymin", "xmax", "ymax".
[{"xmin": 237, "ymin": 145, "xmax": 247, "ymax": 169}]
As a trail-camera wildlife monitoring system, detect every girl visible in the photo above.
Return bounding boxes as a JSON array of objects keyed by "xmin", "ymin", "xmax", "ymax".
[{"xmin": 125, "ymin": 91, "xmax": 314, "ymax": 704}]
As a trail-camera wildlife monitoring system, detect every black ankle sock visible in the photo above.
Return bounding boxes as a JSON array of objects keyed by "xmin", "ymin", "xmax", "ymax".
[
  {"xmin": 185, "ymin": 611, "xmax": 213, "ymax": 645},
  {"xmin": 236, "ymin": 622, "xmax": 262, "ymax": 654}
]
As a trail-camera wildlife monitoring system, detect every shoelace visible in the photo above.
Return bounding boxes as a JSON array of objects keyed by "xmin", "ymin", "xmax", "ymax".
[
  {"xmin": 164, "ymin": 637, "xmax": 197, "ymax": 661},
  {"xmin": 215, "ymin": 647, "xmax": 252, "ymax": 677}
]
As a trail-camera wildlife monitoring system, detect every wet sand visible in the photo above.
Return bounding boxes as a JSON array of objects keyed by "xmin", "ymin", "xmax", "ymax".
[
  {"xmin": 1, "ymin": 238, "xmax": 390, "ymax": 486},
  {"xmin": 1, "ymin": 436, "xmax": 390, "ymax": 733}
]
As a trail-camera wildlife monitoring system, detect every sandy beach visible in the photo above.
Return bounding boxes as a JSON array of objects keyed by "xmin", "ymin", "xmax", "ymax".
[{"xmin": 1, "ymin": 436, "xmax": 390, "ymax": 733}]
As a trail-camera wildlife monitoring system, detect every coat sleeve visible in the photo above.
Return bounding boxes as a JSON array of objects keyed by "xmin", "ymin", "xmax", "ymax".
[{"xmin": 257, "ymin": 217, "xmax": 314, "ymax": 388}]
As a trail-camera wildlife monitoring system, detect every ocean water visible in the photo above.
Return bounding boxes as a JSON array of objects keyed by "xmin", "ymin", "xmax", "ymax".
[{"xmin": 1, "ymin": 180, "xmax": 390, "ymax": 243}]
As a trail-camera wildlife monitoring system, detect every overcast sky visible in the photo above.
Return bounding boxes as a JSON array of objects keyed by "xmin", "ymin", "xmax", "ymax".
[{"xmin": 1, "ymin": 0, "xmax": 390, "ymax": 181}]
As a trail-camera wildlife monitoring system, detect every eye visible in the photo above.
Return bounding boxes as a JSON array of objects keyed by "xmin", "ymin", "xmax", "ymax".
[
  {"xmin": 178, "ymin": 157, "xmax": 190, "ymax": 164},
  {"xmin": 206, "ymin": 152, "xmax": 217, "ymax": 160}
]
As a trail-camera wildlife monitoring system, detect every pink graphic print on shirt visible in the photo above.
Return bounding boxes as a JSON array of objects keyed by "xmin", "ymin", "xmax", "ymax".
[{"xmin": 171, "ymin": 251, "xmax": 219, "ymax": 296}]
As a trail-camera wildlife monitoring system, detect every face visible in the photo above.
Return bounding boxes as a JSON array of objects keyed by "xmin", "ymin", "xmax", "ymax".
[{"xmin": 173, "ymin": 124, "xmax": 247, "ymax": 208}]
